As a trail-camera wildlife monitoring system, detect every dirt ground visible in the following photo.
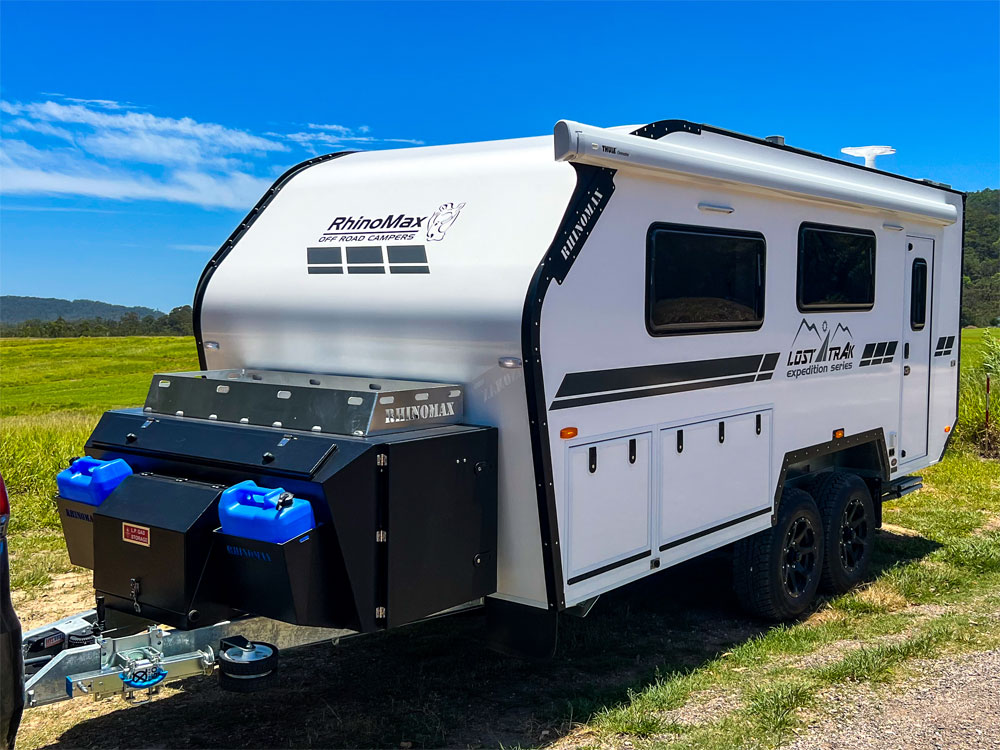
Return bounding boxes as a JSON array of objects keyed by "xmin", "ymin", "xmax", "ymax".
[
  {"xmin": 788, "ymin": 649, "xmax": 1000, "ymax": 750},
  {"xmin": 16, "ymin": 557, "xmax": 766, "ymax": 749},
  {"xmin": 13, "ymin": 556, "xmax": 1000, "ymax": 749}
]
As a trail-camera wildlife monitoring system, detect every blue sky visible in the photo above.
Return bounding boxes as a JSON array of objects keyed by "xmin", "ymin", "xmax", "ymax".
[{"xmin": 1, "ymin": 1, "xmax": 997, "ymax": 311}]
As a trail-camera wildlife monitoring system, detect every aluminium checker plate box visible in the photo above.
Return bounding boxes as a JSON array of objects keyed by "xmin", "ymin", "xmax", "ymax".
[{"xmin": 143, "ymin": 369, "xmax": 464, "ymax": 437}]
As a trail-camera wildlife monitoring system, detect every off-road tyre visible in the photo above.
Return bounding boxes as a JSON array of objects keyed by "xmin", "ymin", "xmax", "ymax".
[
  {"xmin": 810, "ymin": 472, "xmax": 876, "ymax": 594},
  {"xmin": 733, "ymin": 488, "xmax": 824, "ymax": 621}
]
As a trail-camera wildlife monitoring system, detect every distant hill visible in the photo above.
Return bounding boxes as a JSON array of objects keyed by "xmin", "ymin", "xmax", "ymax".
[{"xmin": 0, "ymin": 296, "xmax": 164, "ymax": 324}]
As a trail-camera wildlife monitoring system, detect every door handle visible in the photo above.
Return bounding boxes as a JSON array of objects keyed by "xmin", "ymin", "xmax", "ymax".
[
  {"xmin": 904, "ymin": 343, "xmax": 910, "ymax": 359},
  {"xmin": 904, "ymin": 365, "xmax": 911, "ymax": 376}
]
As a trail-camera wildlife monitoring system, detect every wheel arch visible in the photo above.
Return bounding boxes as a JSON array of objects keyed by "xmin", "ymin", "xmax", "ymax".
[{"xmin": 774, "ymin": 428, "xmax": 890, "ymax": 525}]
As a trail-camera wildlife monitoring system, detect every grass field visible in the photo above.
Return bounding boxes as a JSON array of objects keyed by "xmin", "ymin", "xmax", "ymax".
[
  {"xmin": 0, "ymin": 337, "xmax": 198, "ymax": 591},
  {"xmin": 2, "ymin": 333, "xmax": 999, "ymax": 749}
]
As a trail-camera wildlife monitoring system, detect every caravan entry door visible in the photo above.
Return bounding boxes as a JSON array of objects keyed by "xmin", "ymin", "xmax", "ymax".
[{"xmin": 900, "ymin": 236, "xmax": 934, "ymax": 463}]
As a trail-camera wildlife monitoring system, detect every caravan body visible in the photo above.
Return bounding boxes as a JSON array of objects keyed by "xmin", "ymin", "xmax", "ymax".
[
  {"xmin": 18, "ymin": 118, "xmax": 965, "ymax": 717},
  {"xmin": 194, "ymin": 119, "xmax": 963, "ymax": 618}
]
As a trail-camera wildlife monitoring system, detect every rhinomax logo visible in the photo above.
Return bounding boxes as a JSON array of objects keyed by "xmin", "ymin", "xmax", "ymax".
[
  {"xmin": 316, "ymin": 202, "xmax": 466, "ymax": 245},
  {"xmin": 786, "ymin": 319, "xmax": 855, "ymax": 379}
]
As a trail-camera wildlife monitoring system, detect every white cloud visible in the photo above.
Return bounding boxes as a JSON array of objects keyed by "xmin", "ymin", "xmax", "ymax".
[
  {"xmin": 0, "ymin": 96, "xmax": 422, "ymax": 210},
  {"xmin": 61, "ymin": 97, "xmax": 133, "ymax": 110},
  {"xmin": 283, "ymin": 130, "xmax": 424, "ymax": 148},
  {"xmin": 307, "ymin": 123, "xmax": 354, "ymax": 135},
  {"xmin": 0, "ymin": 164, "xmax": 271, "ymax": 210},
  {"xmin": 3, "ymin": 118, "xmax": 75, "ymax": 141}
]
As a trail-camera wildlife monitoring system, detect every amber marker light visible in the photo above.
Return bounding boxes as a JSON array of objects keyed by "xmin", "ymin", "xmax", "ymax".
[
  {"xmin": 833, "ymin": 428, "xmax": 845, "ymax": 440},
  {"xmin": 560, "ymin": 427, "xmax": 578, "ymax": 439},
  {"xmin": 944, "ymin": 425, "xmax": 951, "ymax": 433}
]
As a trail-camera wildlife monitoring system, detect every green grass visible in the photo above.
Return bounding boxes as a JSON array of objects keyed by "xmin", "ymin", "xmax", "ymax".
[
  {"xmin": 0, "ymin": 336, "xmax": 198, "ymax": 592},
  {"xmin": 954, "ymin": 328, "xmax": 1000, "ymax": 456},
  {"xmin": 1, "ymin": 332, "xmax": 999, "ymax": 749},
  {"xmin": 0, "ymin": 336, "xmax": 197, "ymax": 417}
]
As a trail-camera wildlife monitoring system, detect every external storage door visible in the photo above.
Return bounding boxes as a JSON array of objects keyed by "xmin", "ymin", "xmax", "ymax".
[
  {"xmin": 566, "ymin": 434, "xmax": 651, "ymax": 584},
  {"xmin": 900, "ymin": 236, "xmax": 934, "ymax": 463}
]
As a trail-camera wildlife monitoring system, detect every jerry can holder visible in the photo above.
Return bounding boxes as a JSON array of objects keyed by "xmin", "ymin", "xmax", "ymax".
[
  {"xmin": 57, "ymin": 497, "xmax": 99, "ymax": 570},
  {"xmin": 213, "ymin": 527, "xmax": 341, "ymax": 628}
]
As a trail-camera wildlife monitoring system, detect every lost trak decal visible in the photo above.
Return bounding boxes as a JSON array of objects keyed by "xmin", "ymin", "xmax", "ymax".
[
  {"xmin": 785, "ymin": 320, "xmax": 855, "ymax": 379},
  {"xmin": 785, "ymin": 319, "xmax": 898, "ymax": 380}
]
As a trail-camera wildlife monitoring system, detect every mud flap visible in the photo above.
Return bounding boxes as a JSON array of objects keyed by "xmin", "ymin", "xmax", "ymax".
[{"xmin": 484, "ymin": 598, "xmax": 558, "ymax": 660}]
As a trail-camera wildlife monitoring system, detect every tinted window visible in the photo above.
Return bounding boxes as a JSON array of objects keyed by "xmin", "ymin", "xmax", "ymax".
[
  {"xmin": 910, "ymin": 258, "xmax": 928, "ymax": 330},
  {"xmin": 647, "ymin": 224, "xmax": 765, "ymax": 334},
  {"xmin": 797, "ymin": 224, "xmax": 876, "ymax": 311}
]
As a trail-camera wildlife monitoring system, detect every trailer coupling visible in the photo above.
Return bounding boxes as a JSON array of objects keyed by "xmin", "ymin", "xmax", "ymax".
[{"xmin": 23, "ymin": 609, "xmax": 350, "ymax": 708}]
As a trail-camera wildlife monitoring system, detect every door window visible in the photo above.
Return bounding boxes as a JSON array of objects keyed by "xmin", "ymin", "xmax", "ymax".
[{"xmin": 910, "ymin": 258, "xmax": 928, "ymax": 330}]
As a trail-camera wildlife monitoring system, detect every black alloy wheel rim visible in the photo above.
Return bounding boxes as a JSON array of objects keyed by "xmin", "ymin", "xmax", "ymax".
[
  {"xmin": 782, "ymin": 515, "xmax": 818, "ymax": 598},
  {"xmin": 839, "ymin": 497, "xmax": 870, "ymax": 572}
]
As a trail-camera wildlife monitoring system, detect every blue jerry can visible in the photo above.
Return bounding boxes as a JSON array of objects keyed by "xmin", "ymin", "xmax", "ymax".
[
  {"xmin": 218, "ymin": 481, "xmax": 316, "ymax": 544},
  {"xmin": 56, "ymin": 457, "xmax": 132, "ymax": 506}
]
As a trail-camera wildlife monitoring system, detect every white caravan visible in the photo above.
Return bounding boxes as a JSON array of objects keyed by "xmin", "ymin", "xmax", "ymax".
[
  {"xmin": 195, "ymin": 118, "xmax": 962, "ymax": 649},
  {"xmin": 10, "ymin": 118, "xmax": 963, "ymax": 728}
]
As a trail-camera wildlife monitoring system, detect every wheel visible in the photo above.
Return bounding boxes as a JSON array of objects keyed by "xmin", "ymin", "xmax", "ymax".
[
  {"xmin": 218, "ymin": 639, "xmax": 277, "ymax": 676},
  {"xmin": 219, "ymin": 669, "xmax": 278, "ymax": 693},
  {"xmin": 810, "ymin": 472, "xmax": 876, "ymax": 593},
  {"xmin": 217, "ymin": 639, "xmax": 278, "ymax": 692},
  {"xmin": 733, "ymin": 488, "xmax": 824, "ymax": 621}
]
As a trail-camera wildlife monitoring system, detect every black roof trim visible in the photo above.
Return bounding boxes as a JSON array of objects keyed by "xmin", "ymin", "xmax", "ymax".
[
  {"xmin": 636, "ymin": 119, "xmax": 964, "ymax": 197},
  {"xmin": 191, "ymin": 151, "xmax": 357, "ymax": 368},
  {"xmin": 630, "ymin": 120, "xmax": 702, "ymax": 139}
]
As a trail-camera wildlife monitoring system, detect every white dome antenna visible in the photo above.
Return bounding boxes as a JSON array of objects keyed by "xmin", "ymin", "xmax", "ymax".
[{"xmin": 841, "ymin": 145, "xmax": 896, "ymax": 169}]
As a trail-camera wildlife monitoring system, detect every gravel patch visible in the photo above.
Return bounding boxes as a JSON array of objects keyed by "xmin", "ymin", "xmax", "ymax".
[
  {"xmin": 660, "ymin": 689, "xmax": 740, "ymax": 726},
  {"xmin": 788, "ymin": 649, "xmax": 1000, "ymax": 750}
]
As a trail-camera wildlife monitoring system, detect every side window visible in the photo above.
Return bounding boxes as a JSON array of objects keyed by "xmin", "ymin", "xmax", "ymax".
[
  {"xmin": 910, "ymin": 258, "xmax": 928, "ymax": 330},
  {"xmin": 646, "ymin": 223, "xmax": 765, "ymax": 335},
  {"xmin": 797, "ymin": 223, "xmax": 876, "ymax": 311}
]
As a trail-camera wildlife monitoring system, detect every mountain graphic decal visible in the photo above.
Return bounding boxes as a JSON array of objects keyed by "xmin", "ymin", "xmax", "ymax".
[{"xmin": 787, "ymin": 319, "xmax": 856, "ymax": 370}]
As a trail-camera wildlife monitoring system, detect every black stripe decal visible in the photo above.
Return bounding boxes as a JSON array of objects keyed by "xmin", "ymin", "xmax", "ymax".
[
  {"xmin": 552, "ymin": 373, "xmax": 759, "ymax": 410},
  {"xmin": 566, "ymin": 550, "xmax": 652, "ymax": 586},
  {"xmin": 551, "ymin": 352, "xmax": 779, "ymax": 410},
  {"xmin": 659, "ymin": 507, "xmax": 771, "ymax": 552},
  {"xmin": 556, "ymin": 354, "xmax": 766, "ymax": 398}
]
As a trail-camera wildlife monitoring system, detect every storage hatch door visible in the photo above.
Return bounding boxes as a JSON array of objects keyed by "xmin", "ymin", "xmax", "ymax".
[{"xmin": 566, "ymin": 433, "xmax": 651, "ymax": 583}]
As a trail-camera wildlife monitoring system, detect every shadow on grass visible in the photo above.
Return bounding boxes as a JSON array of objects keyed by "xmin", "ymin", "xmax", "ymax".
[
  {"xmin": 870, "ymin": 527, "xmax": 942, "ymax": 578},
  {"xmin": 45, "ymin": 531, "xmax": 941, "ymax": 749}
]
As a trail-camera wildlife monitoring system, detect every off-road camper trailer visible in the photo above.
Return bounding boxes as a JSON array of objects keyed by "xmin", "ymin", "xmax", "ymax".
[{"xmin": 8, "ymin": 118, "xmax": 963, "ymax": 725}]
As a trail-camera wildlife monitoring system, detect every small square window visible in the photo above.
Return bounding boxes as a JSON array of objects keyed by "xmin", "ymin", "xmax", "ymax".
[{"xmin": 797, "ymin": 223, "xmax": 876, "ymax": 311}]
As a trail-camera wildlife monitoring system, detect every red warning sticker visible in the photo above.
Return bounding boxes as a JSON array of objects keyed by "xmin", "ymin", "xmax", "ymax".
[{"xmin": 122, "ymin": 522, "xmax": 150, "ymax": 547}]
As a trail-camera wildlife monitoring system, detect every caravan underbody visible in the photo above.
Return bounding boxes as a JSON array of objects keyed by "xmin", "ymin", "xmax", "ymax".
[{"xmin": 8, "ymin": 117, "xmax": 963, "ymax": 724}]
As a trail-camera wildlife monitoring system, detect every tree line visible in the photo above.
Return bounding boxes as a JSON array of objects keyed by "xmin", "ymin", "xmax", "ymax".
[
  {"xmin": 962, "ymin": 188, "xmax": 999, "ymax": 328},
  {"xmin": 0, "ymin": 306, "xmax": 194, "ymax": 338}
]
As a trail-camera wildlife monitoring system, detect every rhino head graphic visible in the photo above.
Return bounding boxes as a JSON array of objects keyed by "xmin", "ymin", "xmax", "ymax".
[{"xmin": 426, "ymin": 202, "xmax": 466, "ymax": 241}]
